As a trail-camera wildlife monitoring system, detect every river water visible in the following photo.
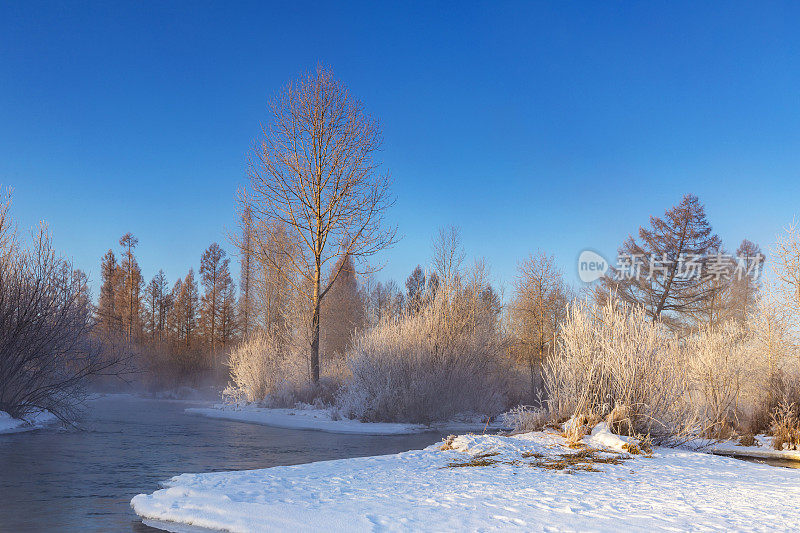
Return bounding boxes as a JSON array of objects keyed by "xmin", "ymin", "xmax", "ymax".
[{"xmin": 0, "ymin": 395, "xmax": 442, "ymax": 532}]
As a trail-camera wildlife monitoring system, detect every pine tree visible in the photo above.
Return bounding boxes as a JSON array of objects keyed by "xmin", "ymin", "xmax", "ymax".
[
  {"xmin": 117, "ymin": 233, "xmax": 143, "ymax": 340},
  {"xmin": 97, "ymin": 249, "xmax": 121, "ymax": 333},
  {"xmin": 321, "ymin": 254, "xmax": 366, "ymax": 358},
  {"xmin": 405, "ymin": 265, "xmax": 426, "ymax": 314},
  {"xmin": 602, "ymin": 194, "xmax": 722, "ymax": 326},
  {"xmin": 238, "ymin": 204, "xmax": 255, "ymax": 339},
  {"xmin": 200, "ymin": 243, "xmax": 230, "ymax": 354},
  {"xmin": 218, "ymin": 274, "xmax": 237, "ymax": 348},
  {"xmin": 176, "ymin": 270, "xmax": 199, "ymax": 350},
  {"xmin": 144, "ymin": 270, "xmax": 170, "ymax": 342}
]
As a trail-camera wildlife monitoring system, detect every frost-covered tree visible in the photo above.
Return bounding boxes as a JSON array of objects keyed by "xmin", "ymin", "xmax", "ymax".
[{"xmin": 245, "ymin": 65, "xmax": 396, "ymax": 383}]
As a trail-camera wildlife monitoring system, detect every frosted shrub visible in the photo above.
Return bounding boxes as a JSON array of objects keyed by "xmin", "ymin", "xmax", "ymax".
[
  {"xmin": 337, "ymin": 277, "xmax": 509, "ymax": 424},
  {"xmin": 501, "ymin": 405, "xmax": 549, "ymax": 432},
  {"xmin": 225, "ymin": 331, "xmax": 305, "ymax": 403},
  {"xmin": 545, "ymin": 300, "xmax": 693, "ymax": 444},
  {"xmin": 685, "ymin": 322, "xmax": 751, "ymax": 437}
]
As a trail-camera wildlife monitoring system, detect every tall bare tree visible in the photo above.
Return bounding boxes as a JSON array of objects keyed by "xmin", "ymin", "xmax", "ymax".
[
  {"xmin": 432, "ymin": 225, "xmax": 465, "ymax": 284},
  {"xmin": 773, "ymin": 222, "xmax": 800, "ymax": 317},
  {"xmin": 244, "ymin": 65, "xmax": 396, "ymax": 383},
  {"xmin": 601, "ymin": 194, "xmax": 722, "ymax": 327}
]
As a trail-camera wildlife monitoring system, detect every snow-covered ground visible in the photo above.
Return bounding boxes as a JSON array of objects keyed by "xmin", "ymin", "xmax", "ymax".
[
  {"xmin": 132, "ymin": 428, "xmax": 800, "ymax": 532},
  {"xmin": 0, "ymin": 409, "xmax": 57, "ymax": 434},
  {"xmin": 186, "ymin": 404, "xmax": 504, "ymax": 435}
]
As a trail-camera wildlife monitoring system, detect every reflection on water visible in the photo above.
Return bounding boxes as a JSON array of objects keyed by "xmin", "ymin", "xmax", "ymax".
[
  {"xmin": 0, "ymin": 395, "xmax": 442, "ymax": 532},
  {"xmin": 734, "ymin": 455, "xmax": 800, "ymax": 469}
]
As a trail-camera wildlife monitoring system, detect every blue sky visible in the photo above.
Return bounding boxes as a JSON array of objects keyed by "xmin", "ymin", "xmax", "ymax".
[{"xmin": 1, "ymin": 2, "xmax": 799, "ymax": 298}]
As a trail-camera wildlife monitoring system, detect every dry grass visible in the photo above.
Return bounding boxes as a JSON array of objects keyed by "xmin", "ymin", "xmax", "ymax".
[
  {"xmin": 738, "ymin": 434, "xmax": 757, "ymax": 447},
  {"xmin": 446, "ymin": 452, "xmax": 501, "ymax": 468},
  {"xmin": 527, "ymin": 448, "xmax": 628, "ymax": 473},
  {"xmin": 444, "ymin": 447, "xmax": 629, "ymax": 474},
  {"xmin": 440, "ymin": 435, "xmax": 457, "ymax": 451},
  {"xmin": 771, "ymin": 402, "xmax": 800, "ymax": 451}
]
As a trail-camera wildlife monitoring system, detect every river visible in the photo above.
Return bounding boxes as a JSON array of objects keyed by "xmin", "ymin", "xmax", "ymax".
[{"xmin": 0, "ymin": 395, "xmax": 443, "ymax": 532}]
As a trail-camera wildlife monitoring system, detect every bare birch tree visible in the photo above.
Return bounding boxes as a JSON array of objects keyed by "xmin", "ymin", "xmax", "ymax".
[
  {"xmin": 243, "ymin": 65, "xmax": 396, "ymax": 383},
  {"xmin": 773, "ymin": 221, "xmax": 800, "ymax": 316}
]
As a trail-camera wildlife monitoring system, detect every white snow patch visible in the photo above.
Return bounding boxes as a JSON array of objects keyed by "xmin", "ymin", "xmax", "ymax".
[
  {"xmin": 582, "ymin": 422, "xmax": 639, "ymax": 453},
  {"xmin": 0, "ymin": 409, "xmax": 57, "ymax": 434},
  {"xmin": 132, "ymin": 430, "xmax": 800, "ymax": 532}
]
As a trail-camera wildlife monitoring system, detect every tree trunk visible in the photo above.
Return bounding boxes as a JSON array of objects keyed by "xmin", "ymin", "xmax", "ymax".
[{"xmin": 310, "ymin": 272, "xmax": 321, "ymax": 384}]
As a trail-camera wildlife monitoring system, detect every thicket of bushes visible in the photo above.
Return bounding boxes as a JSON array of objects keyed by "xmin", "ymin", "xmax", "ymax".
[
  {"xmin": 226, "ymin": 282, "xmax": 800, "ymax": 449},
  {"xmin": 337, "ymin": 276, "xmax": 509, "ymax": 424}
]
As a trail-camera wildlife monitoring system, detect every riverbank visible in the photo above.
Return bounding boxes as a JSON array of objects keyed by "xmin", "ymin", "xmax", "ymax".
[
  {"xmin": 186, "ymin": 403, "xmax": 505, "ymax": 435},
  {"xmin": 131, "ymin": 429, "xmax": 800, "ymax": 532},
  {"xmin": 708, "ymin": 435, "xmax": 800, "ymax": 462},
  {"xmin": 0, "ymin": 410, "xmax": 57, "ymax": 435}
]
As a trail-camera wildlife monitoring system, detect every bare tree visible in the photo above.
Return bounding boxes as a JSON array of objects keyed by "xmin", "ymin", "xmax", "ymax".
[
  {"xmin": 0, "ymin": 193, "xmax": 123, "ymax": 422},
  {"xmin": 510, "ymin": 252, "xmax": 569, "ymax": 403},
  {"xmin": 244, "ymin": 65, "xmax": 396, "ymax": 383},
  {"xmin": 97, "ymin": 249, "xmax": 121, "ymax": 333},
  {"xmin": 602, "ymin": 194, "xmax": 722, "ymax": 327},
  {"xmin": 432, "ymin": 225, "xmax": 465, "ymax": 283},
  {"xmin": 773, "ymin": 221, "xmax": 800, "ymax": 316}
]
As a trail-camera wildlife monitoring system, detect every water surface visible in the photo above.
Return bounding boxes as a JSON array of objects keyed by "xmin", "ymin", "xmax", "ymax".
[{"xmin": 0, "ymin": 395, "xmax": 442, "ymax": 532}]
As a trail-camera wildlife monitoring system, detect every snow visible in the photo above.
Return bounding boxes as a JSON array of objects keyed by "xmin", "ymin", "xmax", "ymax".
[
  {"xmin": 132, "ymin": 429, "xmax": 800, "ymax": 532},
  {"xmin": 0, "ymin": 409, "xmax": 57, "ymax": 434},
  {"xmin": 186, "ymin": 404, "xmax": 504, "ymax": 436},
  {"xmin": 710, "ymin": 435, "xmax": 800, "ymax": 462},
  {"xmin": 582, "ymin": 422, "xmax": 639, "ymax": 453}
]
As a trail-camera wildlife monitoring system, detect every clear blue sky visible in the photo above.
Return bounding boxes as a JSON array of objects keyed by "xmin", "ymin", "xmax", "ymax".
[{"xmin": 2, "ymin": 1, "xmax": 799, "ymax": 298}]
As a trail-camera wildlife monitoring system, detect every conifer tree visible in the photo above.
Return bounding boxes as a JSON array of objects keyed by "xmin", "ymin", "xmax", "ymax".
[
  {"xmin": 200, "ymin": 243, "xmax": 230, "ymax": 354},
  {"xmin": 97, "ymin": 249, "xmax": 121, "ymax": 333},
  {"xmin": 602, "ymin": 194, "xmax": 722, "ymax": 326},
  {"xmin": 321, "ymin": 254, "xmax": 366, "ymax": 358},
  {"xmin": 117, "ymin": 233, "xmax": 143, "ymax": 340}
]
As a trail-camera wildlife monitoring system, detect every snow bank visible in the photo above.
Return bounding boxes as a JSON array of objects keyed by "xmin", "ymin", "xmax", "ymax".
[
  {"xmin": 186, "ymin": 404, "xmax": 504, "ymax": 436},
  {"xmin": 132, "ymin": 430, "xmax": 800, "ymax": 532},
  {"xmin": 0, "ymin": 410, "xmax": 57, "ymax": 435},
  {"xmin": 710, "ymin": 435, "xmax": 800, "ymax": 462}
]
